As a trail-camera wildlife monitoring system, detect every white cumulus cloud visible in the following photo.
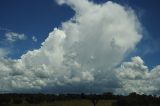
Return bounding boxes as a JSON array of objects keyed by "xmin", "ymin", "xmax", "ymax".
[
  {"xmin": 116, "ymin": 56, "xmax": 160, "ymax": 95},
  {"xmin": 0, "ymin": 0, "xmax": 159, "ymax": 94}
]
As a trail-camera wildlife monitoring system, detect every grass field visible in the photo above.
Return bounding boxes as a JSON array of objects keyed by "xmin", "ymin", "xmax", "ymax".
[{"xmin": 6, "ymin": 99, "xmax": 116, "ymax": 106}]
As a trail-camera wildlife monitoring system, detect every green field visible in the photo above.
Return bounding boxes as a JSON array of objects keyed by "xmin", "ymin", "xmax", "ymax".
[{"xmin": 7, "ymin": 99, "xmax": 116, "ymax": 106}]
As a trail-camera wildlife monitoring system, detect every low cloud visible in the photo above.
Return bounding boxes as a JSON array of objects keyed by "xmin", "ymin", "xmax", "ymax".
[
  {"xmin": 116, "ymin": 56, "xmax": 160, "ymax": 95},
  {"xmin": 0, "ymin": 0, "xmax": 159, "ymax": 94}
]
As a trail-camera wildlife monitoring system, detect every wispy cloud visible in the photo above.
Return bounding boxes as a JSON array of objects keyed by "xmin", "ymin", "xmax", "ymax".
[
  {"xmin": 5, "ymin": 32, "xmax": 27, "ymax": 42},
  {"xmin": 0, "ymin": 26, "xmax": 11, "ymax": 32},
  {"xmin": 0, "ymin": 48, "xmax": 10, "ymax": 58},
  {"xmin": 32, "ymin": 36, "xmax": 38, "ymax": 42}
]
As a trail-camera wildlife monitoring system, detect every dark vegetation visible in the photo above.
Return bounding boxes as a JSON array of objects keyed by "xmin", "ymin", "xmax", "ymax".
[{"xmin": 0, "ymin": 92, "xmax": 159, "ymax": 106}]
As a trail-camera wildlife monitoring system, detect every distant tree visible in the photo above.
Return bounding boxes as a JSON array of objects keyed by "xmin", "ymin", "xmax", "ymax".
[
  {"xmin": 102, "ymin": 92, "xmax": 114, "ymax": 99},
  {"xmin": 90, "ymin": 95, "xmax": 99, "ymax": 106},
  {"xmin": 80, "ymin": 93, "xmax": 86, "ymax": 99},
  {"xmin": 128, "ymin": 92, "xmax": 138, "ymax": 97},
  {"xmin": 25, "ymin": 95, "xmax": 42, "ymax": 104},
  {"xmin": 91, "ymin": 98, "xmax": 99, "ymax": 106}
]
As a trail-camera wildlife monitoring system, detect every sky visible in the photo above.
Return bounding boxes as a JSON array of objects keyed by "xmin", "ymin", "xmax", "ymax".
[{"xmin": 0, "ymin": 0, "xmax": 160, "ymax": 95}]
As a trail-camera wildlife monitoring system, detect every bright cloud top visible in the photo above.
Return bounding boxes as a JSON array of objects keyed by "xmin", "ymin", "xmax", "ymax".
[{"xmin": 0, "ymin": 0, "xmax": 159, "ymax": 94}]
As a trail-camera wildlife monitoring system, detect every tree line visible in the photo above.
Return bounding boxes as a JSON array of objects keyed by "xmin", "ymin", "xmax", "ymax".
[{"xmin": 0, "ymin": 92, "xmax": 159, "ymax": 106}]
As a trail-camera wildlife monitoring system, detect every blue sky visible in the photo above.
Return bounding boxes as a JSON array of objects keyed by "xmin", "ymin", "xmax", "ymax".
[
  {"xmin": 0, "ymin": 0, "xmax": 74, "ymax": 58},
  {"xmin": 0, "ymin": 0, "xmax": 160, "ymax": 94}
]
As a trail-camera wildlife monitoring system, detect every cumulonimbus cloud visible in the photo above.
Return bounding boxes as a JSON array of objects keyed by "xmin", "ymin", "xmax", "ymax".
[{"xmin": 0, "ymin": 0, "xmax": 159, "ymax": 94}]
